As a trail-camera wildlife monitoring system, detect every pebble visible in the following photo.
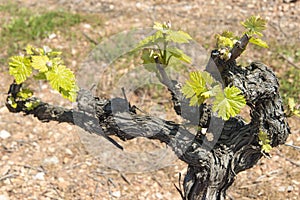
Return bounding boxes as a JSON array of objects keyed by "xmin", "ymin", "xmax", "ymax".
[
  {"xmin": 0, "ymin": 130, "xmax": 11, "ymax": 139},
  {"xmin": 43, "ymin": 156, "xmax": 59, "ymax": 165},
  {"xmin": 155, "ymin": 192, "xmax": 163, "ymax": 199},
  {"xmin": 48, "ymin": 33, "xmax": 56, "ymax": 40},
  {"xmin": 34, "ymin": 172, "xmax": 45, "ymax": 181},
  {"xmin": 111, "ymin": 191, "xmax": 121, "ymax": 198},
  {"xmin": 0, "ymin": 194, "xmax": 10, "ymax": 200}
]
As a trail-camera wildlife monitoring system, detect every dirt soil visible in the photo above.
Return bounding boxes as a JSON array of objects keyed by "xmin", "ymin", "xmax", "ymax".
[{"xmin": 1, "ymin": 0, "xmax": 300, "ymax": 200}]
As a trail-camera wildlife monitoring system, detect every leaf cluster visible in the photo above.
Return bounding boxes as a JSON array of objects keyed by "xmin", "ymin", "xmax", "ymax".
[
  {"xmin": 258, "ymin": 130, "xmax": 272, "ymax": 153},
  {"xmin": 134, "ymin": 22, "xmax": 193, "ymax": 67},
  {"xmin": 8, "ymin": 45, "xmax": 78, "ymax": 102},
  {"xmin": 182, "ymin": 71, "xmax": 246, "ymax": 120},
  {"xmin": 242, "ymin": 15, "xmax": 269, "ymax": 48},
  {"xmin": 215, "ymin": 15, "xmax": 268, "ymax": 61},
  {"xmin": 286, "ymin": 98, "xmax": 300, "ymax": 117}
]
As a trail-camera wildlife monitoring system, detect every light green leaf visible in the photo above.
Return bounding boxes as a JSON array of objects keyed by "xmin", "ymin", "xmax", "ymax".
[
  {"xmin": 182, "ymin": 71, "xmax": 214, "ymax": 106},
  {"xmin": 25, "ymin": 100, "xmax": 40, "ymax": 111},
  {"xmin": 258, "ymin": 130, "xmax": 272, "ymax": 153},
  {"xmin": 215, "ymin": 34, "xmax": 235, "ymax": 48},
  {"xmin": 25, "ymin": 45, "xmax": 34, "ymax": 55},
  {"xmin": 33, "ymin": 72, "xmax": 47, "ymax": 80},
  {"xmin": 31, "ymin": 55, "xmax": 49, "ymax": 72},
  {"xmin": 46, "ymin": 64, "xmax": 76, "ymax": 91},
  {"xmin": 135, "ymin": 31, "xmax": 164, "ymax": 50},
  {"xmin": 261, "ymin": 143, "xmax": 272, "ymax": 153},
  {"xmin": 212, "ymin": 86, "xmax": 246, "ymax": 120},
  {"xmin": 249, "ymin": 37, "xmax": 269, "ymax": 48},
  {"xmin": 288, "ymin": 98, "xmax": 300, "ymax": 117},
  {"xmin": 221, "ymin": 31, "xmax": 236, "ymax": 39},
  {"xmin": 7, "ymin": 96, "xmax": 17, "ymax": 108},
  {"xmin": 166, "ymin": 30, "xmax": 192, "ymax": 44},
  {"xmin": 9, "ymin": 56, "xmax": 32, "ymax": 84},
  {"xmin": 166, "ymin": 47, "xmax": 192, "ymax": 64},
  {"xmin": 189, "ymin": 95, "xmax": 201, "ymax": 106},
  {"xmin": 153, "ymin": 22, "xmax": 165, "ymax": 31},
  {"xmin": 17, "ymin": 88, "xmax": 33, "ymax": 100},
  {"xmin": 47, "ymin": 50, "xmax": 62, "ymax": 57},
  {"xmin": 241, "ymin": 15, "xmax": 267, "ymax": 37},
  {"xmin": 60, "ymin": 85, "xmax": 79, "ymax": 102}
]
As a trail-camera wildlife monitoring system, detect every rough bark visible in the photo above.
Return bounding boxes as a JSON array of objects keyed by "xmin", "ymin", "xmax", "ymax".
[{"xmin": 6, "ymin": 42, "xmax": 290, "ymax": 199}]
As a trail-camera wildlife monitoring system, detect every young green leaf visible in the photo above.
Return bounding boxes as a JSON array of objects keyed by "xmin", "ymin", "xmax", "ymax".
[
  {"xmin": 153, "ymin": 22, "xmax": 168, "ymax": 31},
  {"xmin": 166, "ymin": 47, "xmax": 192, "ymax": 64},
  {"xmin": 249, "ymin": 37, "xmax": 269, "ymax": 48},
  {"xmin": 182, "ymin": 71, "xmax": 214, "ymax": 106},
  {"xmin": 25, "ymin": 101, "xmax": 40, "ymax": 111},
  {"xmin": 215, "ymin": 31, "xmax": 239, "ymax": 49},
  {"xmin": 141, "ymin": 49, "xmax": 156, "ymax": 64},
  {"xmin": 241, "ymin": 15, "xmax": 267, "ymax": 37},
  {"xmin": 7, "ymin": 96, "xmax": 18, "ymax": 109},
  {"xmin": 60, "ymin": 86, "xmax": 79, "ymax": 102},
  {"xmin": 166, "ymin": 30, "xmax": 193, "ymax": 44},
  {"xmin": 31, "ymin": 55, "xmax": 49, "ymax": 72},
  {"xmin": 258, "ymin": 130, "xmax": 272, "ymax": 153},
  {"xmin": 25, "ymin": 45, "xmax": 34, "ymax": 55},
  {"xmin": 45, "ymin": 64, "xmax": 78, "ymax": 101},
  {"xmin": 215, "ymin": 34, "xmax": 234, "ymax": 49},
  {"xmin": 135, "ymin": 31, "xmax": 164, "ymax": 50},
  {"xmin": 287, "ymin": 98, "xmax": 300, "ymax": 117},
  {"xmin": 9, "ymin": 56, "xmax": 32, "ymax": 84},
  {"xmin": 17, "ymin": 88, "xmax": 33, "ymax": 99},
  {"xmin": 212, "ymin": 86, "xmax": 246, "ymax": 120},
  {"xmin": 46, "ymin": 64, "xmax": 76, "ymax": 91}
]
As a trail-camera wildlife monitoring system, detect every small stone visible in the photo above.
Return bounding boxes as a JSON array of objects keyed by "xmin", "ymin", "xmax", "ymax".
[
  {"xmin": 43, "ymin": 156, "xmax": 59, "ymax": 165},
  {"xmin": 111, "ymin": 191, "xmax": 121, "ymax": 198},
  {"xmin": 292, "ymin": 180, "xmax": 300, "ymax": 185},
  {"xmin": 0, "ymin": 130, "xmax": 11, "ymax": 139},
  {"xmin": 287, "ymin": 185, "xmax": 293, "ymax": 192},
  {"xmin": 34, "ymin": 172, "xmax": 45, "ymax": 181},
  {"xmin": 155, "ymin": 192, "xmax": 163, "ymax": 199},
  {"xmin": 278, "ymin": 186, "xmax": 285, "ymax": 192},
  {"xmin": 48, "ymin": 33, "xmax": 56, "ymax": 39},
  {"xmin": 58, "ymin": 177, "xmax": 65, "ymax": 182},
  {"xmin": 0, "ymin": 194, "xmax": 10, "ymax": 200},
  {"xmin": 65, "ymin": 148, "xmax": 73, "ymax": 155},
  {"xmin": 83, "ymin": 23, "xmax": 91, "ymax": 29}
]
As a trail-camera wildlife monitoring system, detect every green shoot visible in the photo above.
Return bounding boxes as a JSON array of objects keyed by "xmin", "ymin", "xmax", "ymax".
[
  {"xmin": 8, "ymin": 45, "xmax": 78, "ymax": 102},
  {"xmin": 241, "ymin": 15, "xmax": 267, "ymax": 37},
  {"xmin": 258, "ymin": 130, "xmax": 272, "ymax": 153},
  {"xmin": 215, "ymin": 15, "xmax": 269, "ymax": 61},
  {"xmin": 286, "ymin": 98, "xmax": 300, "ymax": 117},
  {"xmin": 242, "ymin": 15, "xmax": 269, "ymax": 48},
  {"xmin": 182, "ymin": 71, "xmax": 246, "ymax": 120},
  {"xmin": 135, "ymin": 21, "xmax": 192, "ymax": 67}
]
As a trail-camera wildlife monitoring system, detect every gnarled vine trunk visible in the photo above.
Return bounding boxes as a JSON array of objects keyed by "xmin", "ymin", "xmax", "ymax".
[{"xmin": 6, "ymin": 43, "xmax": 290, "ymax": 199}]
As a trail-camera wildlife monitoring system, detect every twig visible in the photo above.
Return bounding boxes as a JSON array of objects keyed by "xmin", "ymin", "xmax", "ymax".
[
  {"xmin": 50, "ymin": 182, "xmax": 64, "ymax": 199},
  {"xmin": 174, "ymin": 173, "xmax": 184, "ymax": 199},
  {"xmin": 82, "ymin": 32, "xmax": 98, "ymax": 45},
  {"xmin": 0, "ymin": 173, "xmax": 16, "ymax": 181},
  {"xmin": 285, "ymin": 158, "xmax": 300, "ymax": 167},
  {"xmin": 284, "ymin": 143, "xmax": 300, "ymax": 151},
  {"xmin": 93, "ymin": 183, "xmax": 100, "ymax": 200},
  {"xmin": 151, "ymin": 176, "xmax": 163, "ymax": 188},
  {"xmin": 120, "ymin": 173, "xmax": 131, "ymax": 185},
  {"xmin": 154, "ymin": 57, "xmax": 174, "ymax": 90},
  {"xmin": 278, "ymin": 53, "xmax": 300, "ymax": 70}
]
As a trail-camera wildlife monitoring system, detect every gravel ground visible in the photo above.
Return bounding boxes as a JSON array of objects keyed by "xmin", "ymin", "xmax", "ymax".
[{"xmin": 1, "ymin": 0, "xmax": 300, "ymax": 200}]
